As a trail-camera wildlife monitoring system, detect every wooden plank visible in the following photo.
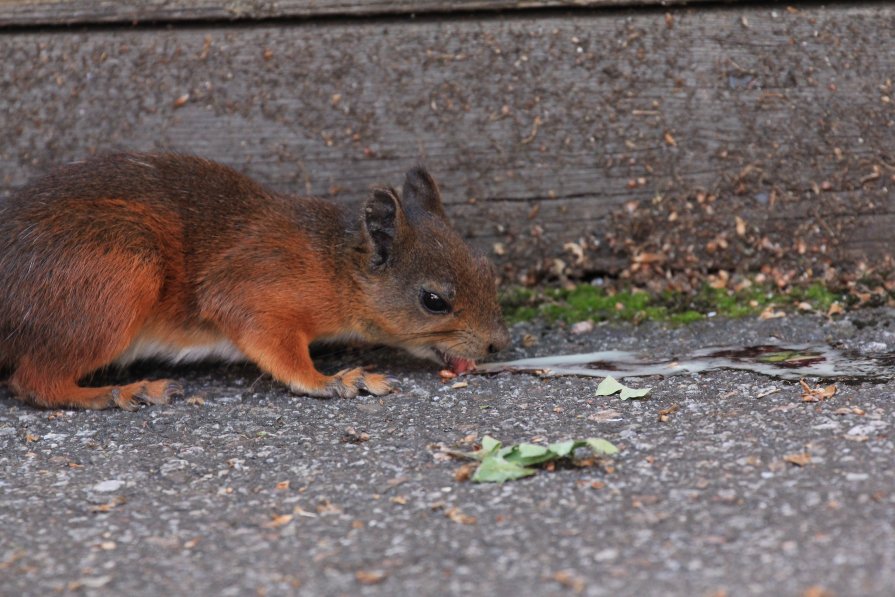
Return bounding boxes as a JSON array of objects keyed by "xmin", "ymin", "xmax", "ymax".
[
  {"xmin": 0, "ymin": 0, "xmax": 730, "ymax": 27},
  {"xmin": 1, "ymin": 5, "xmax": 893, "ymax": 282}
]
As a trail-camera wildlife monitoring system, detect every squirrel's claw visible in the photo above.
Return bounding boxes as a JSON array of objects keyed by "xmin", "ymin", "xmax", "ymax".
[
  {"xmin": 359, "ymin": 372, "xmax": 397, "ymax": 396},
  {"xmin": 298, "ymin": 367, "xmax": 396, "ymax": 399}
]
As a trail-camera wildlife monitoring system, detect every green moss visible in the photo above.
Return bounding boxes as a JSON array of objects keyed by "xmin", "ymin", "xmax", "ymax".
[
  {"xmin": 500, "ymin": 280, "xmax": 850, "ymax": 326},
  {"xmin": 789, "ymin": 282, "xmax": 840, "ymax": 312}
]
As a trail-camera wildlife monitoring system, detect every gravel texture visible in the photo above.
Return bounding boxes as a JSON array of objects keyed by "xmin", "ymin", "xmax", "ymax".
[{"xmin": 2, "ymin": 310, "xmax": 894, "ymax": 596}]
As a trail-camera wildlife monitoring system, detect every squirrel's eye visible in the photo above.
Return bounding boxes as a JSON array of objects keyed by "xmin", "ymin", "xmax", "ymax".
[{"xmin": 420, "ymin": 289, "xmax": 451, "ymax": 314}]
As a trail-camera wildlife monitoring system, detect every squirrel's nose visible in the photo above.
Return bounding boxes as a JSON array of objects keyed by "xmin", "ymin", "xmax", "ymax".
[{"xmin": 488, "ymin": 325, "xmax": 511, "ymax": 354}]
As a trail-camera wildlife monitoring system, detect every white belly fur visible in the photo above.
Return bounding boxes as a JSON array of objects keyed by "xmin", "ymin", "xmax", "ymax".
[{"xmin": 114, "ymin": 336, "xmax": 246, "ymax": 366}]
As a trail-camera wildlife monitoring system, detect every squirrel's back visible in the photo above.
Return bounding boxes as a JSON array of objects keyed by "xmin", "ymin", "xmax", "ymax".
[{"xmin": 0, "ymin": 152, "xmax": 349, "ymax": 369}]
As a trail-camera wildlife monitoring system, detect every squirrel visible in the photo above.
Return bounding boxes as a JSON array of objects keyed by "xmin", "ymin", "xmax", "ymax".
[{"xmin": 0, "ymin": 153, "xmax": 510, "ymax": 410}]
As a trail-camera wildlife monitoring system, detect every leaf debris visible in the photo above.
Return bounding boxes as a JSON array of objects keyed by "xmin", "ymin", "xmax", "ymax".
[
  {"xmin": 800, "ymin": 379, "xmax": 837, "ymax": 402},
  {"xmin": 445, "ymin": 435, "xmax": 619, "ymax": 483},
  {"xmin": 783, "ymin": 452, "xmax": 811, "ymax": 467},
  {"xmin": 596, "ymin": 376, "xmax": 651, "ymax": 400},
  {"xmin": 445, "ymin": 507, "xmax": 477, "ymax": 525},
  {"xmin": 551, "ymin": 569, "xmax": 586, "ymax": 593}
]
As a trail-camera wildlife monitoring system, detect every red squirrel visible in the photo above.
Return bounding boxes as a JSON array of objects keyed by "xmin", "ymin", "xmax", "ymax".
[{"xmin": 0, "ymin": 153, "xmax": 510, "ymax": 410}]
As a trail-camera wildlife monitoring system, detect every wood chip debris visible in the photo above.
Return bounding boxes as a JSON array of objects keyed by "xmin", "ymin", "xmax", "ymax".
[
  {"xmin": 755, "ymin": 386, "xmax": 781, "ymax": 398},
  {"xmin": 355, "ymin": 570, "xmax": 387, "ymax": 585},
  {"xmin": 587, "ymin": 408, "xmax": 623, "ymax": 423},
  {"xmin": 263, "ymin": 514, "xmax": 293, "ymax": 528},
  {"xmin": 657, "ymin": 404, "xmax": 679, "ymax": 422},
  {"xmin": 551, "ymin": 570, "xmax": 586, "ymax": 593},
  {"xmin": 445, "ymin": 507, "xmax": 477, "ymax": 525},
  {"xmin": 759, "ymin": 306, "xmax": 786, "ymax": 320},
  {"xmin": 342, "ymin": 427, "xmax": 370, "ymax": 443}
]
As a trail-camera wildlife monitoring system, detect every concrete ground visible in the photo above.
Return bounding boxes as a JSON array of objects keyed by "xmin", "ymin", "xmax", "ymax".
[{"xmin": 1, "ymin": 309, "xmax": 893, "ymax": 596}]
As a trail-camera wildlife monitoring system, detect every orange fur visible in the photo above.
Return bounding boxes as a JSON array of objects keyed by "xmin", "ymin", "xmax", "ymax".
[{"xmin": 0, "ymin": 153, "xmax": 510, "ymax": 410}]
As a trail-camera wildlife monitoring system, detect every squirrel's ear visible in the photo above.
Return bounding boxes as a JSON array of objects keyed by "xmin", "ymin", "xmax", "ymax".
[
  {"xmin": 402, "ymin": 166, "xmax": 447, "ymax": 220},
  {"xmin": 363, "ymin": 187, "xmax": 405, "ymax": 267}
]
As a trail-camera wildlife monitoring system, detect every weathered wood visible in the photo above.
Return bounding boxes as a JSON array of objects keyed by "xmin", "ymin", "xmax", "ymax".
[
  {"xmin": 0, "ymin": 0, "xmax": 725, "ymax": 27},
  {"xmin": 1, "ymin": 5, "xmax": 893, "ymax": 281}
]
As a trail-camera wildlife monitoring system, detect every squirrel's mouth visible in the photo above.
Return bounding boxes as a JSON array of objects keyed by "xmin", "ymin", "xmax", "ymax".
[{"xmin": 435, "ymin": 349, "xmax": 477, "ymax": 375}]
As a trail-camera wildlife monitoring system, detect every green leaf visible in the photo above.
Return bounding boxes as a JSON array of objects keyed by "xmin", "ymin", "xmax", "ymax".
[
  {"xmin": 463, "ymin": 436, "xmax": 620, "ymax": 483},
  {"xmin": 759, "ymin": 351, "xmax": 796, "ymax": 363},
  {"xmin": 480, "ymin": 435, "xmax": 501, "ymax": 454},
  {"xmin": 619, "ymin": 386, "xmax": 650, "ymax": 400},
  {"xmin": 596, "ymin": 376, "xmax": 625, "ymax": 396},
  {"xmin": 547, "ymin": 440, "xmax": 579, "ymax": 458},
  {"xmin": 596, "ymin": 375, "xmax": 650, "ymax": 400},
  {"xmin": 586, "ymin": 438, "xmax": 619, "ymax": 455},
  {"xmin": 504, "ymin": 443, "xmax": 555, "ymax": 466},
  {"xmin": 472, "ymin": 455, "xmax": 536, "ymax": 483}
]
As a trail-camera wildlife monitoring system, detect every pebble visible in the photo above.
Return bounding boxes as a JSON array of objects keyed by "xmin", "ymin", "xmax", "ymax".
[
  {"xmin": 92, "ymin": 479, "xmax": 124, "ymax": 492},
  {"xmin": 570, "ymin": 321, "xmax": 594, "ymax": 335}
]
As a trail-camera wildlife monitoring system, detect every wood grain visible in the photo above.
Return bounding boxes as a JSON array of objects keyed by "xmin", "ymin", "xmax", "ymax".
[
  {"xmin": 0, "ymin": 0, "xmax": 725, "ymax": 27},
  {"xmin": 1, "ymin": 4, "xmax": 893, "ymax": 280}
]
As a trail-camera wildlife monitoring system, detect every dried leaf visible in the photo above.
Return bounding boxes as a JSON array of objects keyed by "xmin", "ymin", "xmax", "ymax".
[
  {"xmin": 355, "ymin": 570, "xmax": 387, "ymax": 585},
  {"xmin": 800, "ymin": 380, "xmax": 837, "ymax": 402},
  {"xmin": 552, "ymin": 570, "xmax": 586, "ymax": 593},
  {"xmin": 263, "ymin": 514, "xmax": 294, "ymax": 528},
  {"xmin": 759, "ymin": 306, "xmax": 786, "ymax": 320},
  {"xmin": 783, "ymin": 453, "xmax": 811, "ymax": 467},
  {"xmin": 316, "ymin": 500, "xmax": 342, "ymax": 515},
  {"xmin": 445, "ymin": 507, "xmax": 477, "ymax": 525},
  {"xmin": 454, "ymin": 463, "xmax": 477, "ymax": 482}
]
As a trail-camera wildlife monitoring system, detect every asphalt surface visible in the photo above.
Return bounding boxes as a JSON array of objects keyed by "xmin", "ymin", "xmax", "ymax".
[{"xmin": 2, "ymin": 309, "xmax": 894, "ymax": 596}]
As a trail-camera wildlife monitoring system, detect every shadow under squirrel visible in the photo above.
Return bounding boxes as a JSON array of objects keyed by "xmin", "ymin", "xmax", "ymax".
[{"xmin": 0, "ymin": 153, "xmax": 509, "ymax": 410}]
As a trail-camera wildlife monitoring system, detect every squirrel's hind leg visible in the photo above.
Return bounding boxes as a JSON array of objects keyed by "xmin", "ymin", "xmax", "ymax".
[
  {"xmin": 4, "ymin": 251, "xmax": 180, "ymax": 410},
  {"xmin": 8, "ymin": 367, "xmax": 183, "ymax": 410}
]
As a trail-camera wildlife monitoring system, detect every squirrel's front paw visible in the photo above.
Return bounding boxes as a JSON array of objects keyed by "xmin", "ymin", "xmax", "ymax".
[{"xmin": 293, "ymin": 368, "xmax": 396, "ymax": 399}]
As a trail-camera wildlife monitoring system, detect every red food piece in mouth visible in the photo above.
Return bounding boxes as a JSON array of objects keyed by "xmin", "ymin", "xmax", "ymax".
[{"xmin": 447, "ymin": 355, "xmax": 476, "ymax": 375}]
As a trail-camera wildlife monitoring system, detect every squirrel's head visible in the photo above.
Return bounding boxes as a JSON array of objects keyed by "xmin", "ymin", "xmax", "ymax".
[{"xmin": 356, "ymin": 167, "xmax": 510, "ymax": 373}]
